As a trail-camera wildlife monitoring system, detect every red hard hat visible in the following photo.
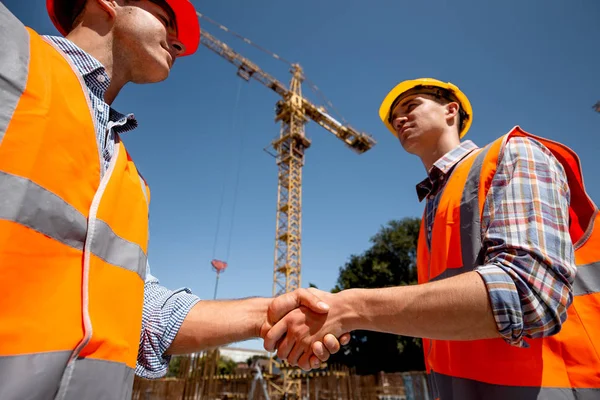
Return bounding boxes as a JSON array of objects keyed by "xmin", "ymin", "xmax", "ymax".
[{"xmin": 46, "ymin": 0, "xmax": 200, "ymax": 56}]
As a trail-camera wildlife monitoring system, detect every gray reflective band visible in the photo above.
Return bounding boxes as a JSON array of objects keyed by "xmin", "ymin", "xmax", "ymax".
[
  {"xmin": 0, "ymin": 351, "xmax": 70, "ymax": 400},
  {"xmin": 0, "ymin": 171, "xmax": 87, "ymax": 250},
  {"xmin": 93, "ymin": 220, "xmax": 147, "ymax": 279},
  {"xmin": 0, "ymin": 171, "xmax": 146, "ymax": 279},
  {"xmin": 430, "ymin": 371, "xmax": 600, "ymax": 400},
  {"xmin": 139, "ymin": 175, "xmax": 148, "ymax": 205},
  {"xmin": 432, "ymin": 147, "xmax": 488, "ymax": 282},
  {"xmin": 0, "ymin": 3, "xmax": 29, "ymax": 146},
  {"xmin": 459, "ymin": 148, "xmax": 488, "ymax": 271},
  {"xmin": 58, "ymin": 357, "xmax": 134, "ymax": 400},
  {"xmin": 574, "ymin": 261, "xmax": 600, "ymax": 296},
  {"xmin": 0, "ymin": 353, "xmax": 133, "ymax": 400}
]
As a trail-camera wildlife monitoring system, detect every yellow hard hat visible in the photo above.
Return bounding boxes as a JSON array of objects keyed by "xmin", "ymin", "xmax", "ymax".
[{"xmin": 379, "ymin": 78, "xmax": 473, "ymax": 139}]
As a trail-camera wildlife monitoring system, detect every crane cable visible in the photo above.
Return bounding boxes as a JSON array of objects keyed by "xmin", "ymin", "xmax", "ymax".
[
  {"xmin": 211, "ymin": 79, "xmax": 245, "ymax": 267},
  {"xmin": 197, "ymin": 12, "xmax": 349, "ymax": 124},
  {"xmin": 197, "ymin": 12, "xmax": 295, "ymax": 65}
]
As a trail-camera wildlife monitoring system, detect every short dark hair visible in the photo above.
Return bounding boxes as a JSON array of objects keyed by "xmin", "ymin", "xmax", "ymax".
[
  {"xmin": 389, "ymin": 85, "xmax": 467, "ymax": 136},
  {"xmin": 431, "ymin": 93, "xmax": 467, "ymax": 135},
  {"xmin": 70, "ymin": 0, "xmax": 88, "ymax": 29}
]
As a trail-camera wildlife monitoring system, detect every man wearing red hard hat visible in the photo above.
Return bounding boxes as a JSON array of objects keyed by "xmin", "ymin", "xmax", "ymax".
[{"xmin": 0, "ymin": 1, "xmax": 342, "ymax": 398}]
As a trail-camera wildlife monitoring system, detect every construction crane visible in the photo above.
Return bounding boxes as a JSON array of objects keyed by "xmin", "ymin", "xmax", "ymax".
[{"xmin": 197, "ymin": 13, "xmax": 376, "ymax": 399}]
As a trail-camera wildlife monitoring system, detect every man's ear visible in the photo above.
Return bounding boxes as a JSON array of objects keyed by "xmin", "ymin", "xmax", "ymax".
[
  {"xmin": 445, "ymin": 101, "xmax": 459, "ymax": 119},
  {"xmin": 94, "ymin": 0, "xmax": 119, "ymax": 21},
  {"xmin": 444, "ymin": 101, "xmax": 461, "ymax": 133}
]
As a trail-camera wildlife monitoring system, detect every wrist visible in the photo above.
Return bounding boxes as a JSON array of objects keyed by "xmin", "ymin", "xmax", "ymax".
[
  {"xmin": 335, "ymin": 289, "xmax": 365, "ymax": 332},
  {"xmin": 252, "ymin": 297, "xmax": 272, "ymax": 338}
]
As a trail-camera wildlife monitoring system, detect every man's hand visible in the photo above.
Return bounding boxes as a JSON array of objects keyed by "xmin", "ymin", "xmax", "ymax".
[
  {"xmin": 263, "ymin": 288, "xmax": 353, "ymax": 370},
  {"xmin": 259, "ymin": 288, "xmax": 351, "ymax": 371},
  {"xmin": 258, "ymin": 288, "xmax": 330, "ymax": 337}
]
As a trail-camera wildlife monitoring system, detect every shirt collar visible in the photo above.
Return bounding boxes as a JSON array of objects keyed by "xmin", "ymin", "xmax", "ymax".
[
  {"xmin": 415, "ymin": 140, "xmax": 479, "ymax": 202},
  {"xmin": 45, "ymin": 36, "xmax": 105, "ymax": 77},
  {"xmin": 44, "ymin": 36, "xmax": 138, "ymax": 130}
]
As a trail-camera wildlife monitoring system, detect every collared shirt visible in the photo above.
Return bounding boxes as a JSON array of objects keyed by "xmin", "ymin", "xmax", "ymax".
[
  {"xmin": 45, "ymin": 36, "xmax": 200, "ymax": 378},
  {"xmin": 416, "ymin": 137, "xmax": 575, "ymax": 346},
  {"xmin": 417, "ymin": 141, "xmax": 479, "ymax": 247},
  {"xmin": 45, "ymin": 36, "xmax": 137, "ymax": 175}
]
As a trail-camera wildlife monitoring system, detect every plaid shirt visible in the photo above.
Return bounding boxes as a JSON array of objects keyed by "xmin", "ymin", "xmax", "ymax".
[
  {"xmin": 46, "ymin": 36, "xmax": 200, "ymax": 378},
  {"xmin": 416, "ymin": 138, "xmax": 575, "ymax": 346}
]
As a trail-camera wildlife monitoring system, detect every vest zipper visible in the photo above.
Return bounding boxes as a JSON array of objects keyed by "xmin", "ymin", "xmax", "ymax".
[{"xmin": 55, "ymin": 144, "xmax": 121, "ymax": 400}]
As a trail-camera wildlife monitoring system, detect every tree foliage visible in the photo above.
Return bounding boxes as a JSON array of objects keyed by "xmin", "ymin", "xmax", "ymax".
[
  {"xmin": 246, "ymin": 355, "xmax": 268, "ymax": 367},
  {"xmin": 328, "ymin": 217, "xmax": 425, "ymax": 374},
  {"xmin": 166, "ymin": 356, "xmax": 182, "ymax": 377},
  {"xmin": 217, "ymin": 356, "xmax": 239, "ymax": 375}
]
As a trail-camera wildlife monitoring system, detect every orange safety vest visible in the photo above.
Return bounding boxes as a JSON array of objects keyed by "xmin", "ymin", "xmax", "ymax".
[
  {"xmin": 417, "ymin": 126, "xmax": 600, "ymax": 399},
  {"xmin": 0, "ymin": 5, "xmax": 150, "ymax": 399}
]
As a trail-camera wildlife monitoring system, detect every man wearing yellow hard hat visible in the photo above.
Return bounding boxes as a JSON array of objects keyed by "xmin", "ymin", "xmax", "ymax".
[
  {"xmin": 260, "ymin": 78, "xmax": 600, "ymax": 399},
  {"xmin": 0, "ymin": 1, "xmax": 344, "ymax": 398}
]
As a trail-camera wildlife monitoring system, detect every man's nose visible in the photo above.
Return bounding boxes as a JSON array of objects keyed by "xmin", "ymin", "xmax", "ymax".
[
  {"xmin": 169, "ymin": 36, "xmax": 186, "ymax": 57},
  {"xmin": 392, "ymin": 116, "xmax": 408, "ymax": 132}
]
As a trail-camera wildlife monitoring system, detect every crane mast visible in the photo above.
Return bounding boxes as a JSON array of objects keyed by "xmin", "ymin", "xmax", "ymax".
[
  {"xmin": 199, "ymin": 25, "xmax": 376, "ymax": 399},
  {"xmin": 271, "ymin": 64, "xmax": 310, "ymax": 298}
]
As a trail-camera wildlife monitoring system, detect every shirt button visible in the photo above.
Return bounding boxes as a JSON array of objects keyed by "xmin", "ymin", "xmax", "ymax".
[
  {"xmin": 96, "ymin": 104, "xmax": 104, "ymax": 112},
  {"xmin": 97, "ymin": 74, "xmax": 106, "ymax": 83}
]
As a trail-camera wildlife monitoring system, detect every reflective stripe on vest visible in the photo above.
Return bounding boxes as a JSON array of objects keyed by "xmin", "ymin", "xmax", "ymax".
[
  {"xmin": 0, "ymin": 2, "xmax": 28, "ymax": 146},
  {"xmin": 428, "ymin": 371, "xmax": 600, "ymax": 400},
  {"xmin": 418, "ymin": 127, "xmax": 600, "ymax": 398},
  {"xmin": 430, "ymin": 146, "xmax": 489, "ymax": 282},
  {"xmin": 0, "ymin": 353, "xmax": 134, "ymax": 400},
  {"xmin": 0, "ymin": 4, "xmax": 149, "ymax": 399},
  {"xmin": 574, "ymin": 261, "xmax": 600, "ymax": 296},
  {"xmin": 0, "ymin": 171, "xmax": 146, "ymax": 278}
]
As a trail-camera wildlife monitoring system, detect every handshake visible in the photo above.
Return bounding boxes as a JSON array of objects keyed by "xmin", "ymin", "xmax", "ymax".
[{"xmin": 258, "ymin": 288, "xmax": 353, "ymax": 371}]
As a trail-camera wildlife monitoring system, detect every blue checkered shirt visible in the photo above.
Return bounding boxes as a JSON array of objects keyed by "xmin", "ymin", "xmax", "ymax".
[{"xmin": 45, "ymin": 36, "xmax": 200, "ymax": 378}]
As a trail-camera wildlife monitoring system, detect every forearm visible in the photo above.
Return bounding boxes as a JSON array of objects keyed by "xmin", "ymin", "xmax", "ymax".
[
  {"xmin": 344, "ymin": 271, "xmax": 500, "ymax": 341},
  {"xmin": 166, "ymin": 297, "xmax": 271, "ymax": 355}
]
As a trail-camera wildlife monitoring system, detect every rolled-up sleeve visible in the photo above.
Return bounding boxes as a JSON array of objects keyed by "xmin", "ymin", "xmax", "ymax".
[
  {"xmin": 474, "ymin": 137, "xmax": 576, "ymax": 347},
  {"xmin": 136, "ymin": 262, "xmax": 200, "ymax": 378}
]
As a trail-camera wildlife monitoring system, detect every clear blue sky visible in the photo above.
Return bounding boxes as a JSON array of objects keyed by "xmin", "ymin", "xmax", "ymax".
[{"xmin": 7, "ymin": 0, "xmax": 600, "ymax": 350}]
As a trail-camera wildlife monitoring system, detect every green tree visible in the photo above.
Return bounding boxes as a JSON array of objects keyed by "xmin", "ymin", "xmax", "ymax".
[
  {"xmin": 166, "ymin": 356, "xmax": 182, "ymax": 377},
  {"xmin": 217, "ymin": 356, "xmax": 238, "ymax": 375},
  {"xmin": 329, "ymin": 217, "xmax": 425, "ymax": 374},
  {"xmin": 246, "ymin": 355, "xmax": 269, "ymax": 367}
]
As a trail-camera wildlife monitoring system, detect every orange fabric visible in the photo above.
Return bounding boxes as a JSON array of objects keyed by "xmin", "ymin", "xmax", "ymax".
[
  {"xmin": 83, "ymin": 254, "xmax": 146, "ymax": 366},
  {"xmin": 418, "ymin": 126, "xmax": 600, "ymax": 390},
  {"xmin": 0, "ymin": 221, "xmax": 84, "ymax": 354},
  {"xmin": 576, "ymin": 213, "xmax": 600, "ymax": 265},
  {"xmin": 95, "ymin": 148, "xmax": 150, "ymax": 254},
  {"xmin": 0, "ymin": 29, "xmax": 99, "ymax": 216},
  {"xmin": 0, "ymin": 28, "xmax": 149, "ymax": 371},
  {"xmin": 83, "ymin": 145, "xmax": 149, "ymax": 367},
  {"xmin": 429, "ymin": 148, "xmax": 481, "ymax": 276}
]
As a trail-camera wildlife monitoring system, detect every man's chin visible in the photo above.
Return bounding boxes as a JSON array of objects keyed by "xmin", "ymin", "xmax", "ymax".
[
  {"xmin": 400, "ymin": 138, "xmax": 420, "ymax": 155},
  {"xmin": 133, "ymin": 67, "xmax": 170, "ymax": 84}
]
